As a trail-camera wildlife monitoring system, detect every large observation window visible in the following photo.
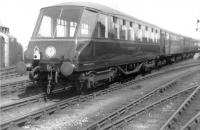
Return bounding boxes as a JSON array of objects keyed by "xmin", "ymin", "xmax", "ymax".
[
  {"xmin": 33, "ymin": 7, "xmax": 82, "ymax": 38},
  {"xmin": 77, "ymin": 10, "xmax": 97, "ymax": 38}
]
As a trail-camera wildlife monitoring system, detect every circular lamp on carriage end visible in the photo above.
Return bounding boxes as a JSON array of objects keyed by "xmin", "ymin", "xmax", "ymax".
[
  {"xmin": 60, "ymin": 62, "xmax": 74, "ymax": 76},
  {"xmin": 16, "ymin": 61, "xmax": 27, "ymax": 75},
  {"xmin": 45, "ymin": 46, "xmax": 56, "ymax": 58}
]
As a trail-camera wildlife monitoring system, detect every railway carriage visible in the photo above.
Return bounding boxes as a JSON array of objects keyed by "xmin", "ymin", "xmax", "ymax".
[{"xmin": 16, "ymin": 2, "xmax": 199, "ymax": 94}]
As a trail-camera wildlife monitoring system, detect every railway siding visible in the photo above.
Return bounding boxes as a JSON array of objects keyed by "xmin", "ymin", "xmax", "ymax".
[
  {"xmin": 160, "ymin": 85, "xmax": 200, "ymax": 130},
  {"xmin": 180, "ymin": 112, "xmax": 200, "ymax": 130},
  {"xmin": 0, "ymin": 60, "xmax": 200, "ymax": 130},
  {"xmin": 100, "ymin": 86, "xmax": 197, "ymax": 130},
  {"xmin": 84, "ymin": 70, "xmax": 199, "ymax": 130}
]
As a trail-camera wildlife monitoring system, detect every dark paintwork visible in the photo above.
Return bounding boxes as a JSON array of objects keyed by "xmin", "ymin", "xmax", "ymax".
[
  {"xmin": 25, "ymin": 39, "xmax": 76, "ymax": 64},
  {"xmin": 76, "ymin": 38, "xmax": 160, "ymax": 71}
]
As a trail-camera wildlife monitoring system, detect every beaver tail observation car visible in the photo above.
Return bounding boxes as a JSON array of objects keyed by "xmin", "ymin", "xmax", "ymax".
[{"xmin": 16, "ymin": 2, "xmax": 199, "ymax": 94}]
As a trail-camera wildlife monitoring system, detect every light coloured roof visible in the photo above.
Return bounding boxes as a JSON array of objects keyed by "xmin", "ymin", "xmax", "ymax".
[
  {"xmin": 46, "ymin": 2, "xmax": 129, "ymax": 17},
  {"xmin": 43, "ymin": 2, "xmax": 195, "ymax": 39},
  {"xmin": 44, "ymin": 2, "xmax": 159, "ymax": 28}
]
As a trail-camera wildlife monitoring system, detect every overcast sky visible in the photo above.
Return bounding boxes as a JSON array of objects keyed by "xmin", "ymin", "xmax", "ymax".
[{"xmin": 0, "ymin": 0, "xmax": 199, "ymax": 49}]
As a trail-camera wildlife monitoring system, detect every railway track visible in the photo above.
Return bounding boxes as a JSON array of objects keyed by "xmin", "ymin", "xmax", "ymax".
[
  {"xmin": 0, "ymin": 80, "xmax": 32, "ymax": 96},
  {"xmin": 181, "ymin": 112, "xmax": 200, "ymax": 130},
  {"xmin": 160, "ymin": 86, "xmax": 200, "ymax": 130},
  {"xmin": 0, "ymin": 85, "xmax": 72, "ymax": 112},
  {"xmin": 1, "ymin": 59, "xmax": 199, "ymax": 97},
  {"xmin": 1, "ymin": 61, "xmax": 198, "ymax": 113},
  {"xmin": 96, "ymin": 86, "xmax": 198, "ymax": 130},
  {"xmin": 84, "ymin": 73, "xmax": 198, "ymax": 130},
  {"xmin": 0, "ymin": 66, "xmax": 21, "ymax": 79},
  {"xmin": 0, "ymin": 65, "xmax": 198, "ymax": 130}
]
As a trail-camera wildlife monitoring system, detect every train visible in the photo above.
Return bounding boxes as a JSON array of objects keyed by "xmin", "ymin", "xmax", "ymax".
[
  {"xmin": 16, "ymin": 2, "xmax": 199, "ymax": 94},
  {"xmin": 0, "ymin": 26, "xmax": 23, "ymax": 68}
]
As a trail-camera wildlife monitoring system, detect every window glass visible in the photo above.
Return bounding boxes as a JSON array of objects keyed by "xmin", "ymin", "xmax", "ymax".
[
  {"xmin": 78, "ymin": 10, "xmax": 97, "ymax": 37},
  {"xmin": 141, "ymin": 25, "xmax": 145, "ymax": 41},
  {"xmin": 34, "ymin": 7, "xmax": 81, "ymax": 38},
  {"xmin": 38, "ymin": 16, "xmax": 52, "ymax": 37},
  {"xmin": 93, "ymin": 14, "xmax": 108, "ymax": 38},
  {"xmin": 113, "ymin": 17, "xmax": 119, "ymax": 39},
  {"xmin": 119, "ymin": 19, "xmax": 127, "ymax": 40},
  {"xmin": 137, "ymin": 24, "xmax": 142, "ymax": 41},
  {"xmin": 108, "ymin": 16, "xmax": 115, "ymax": 39},
  {"xmin": 151, "ymin": 28, "xmax": 154, "ymax": 43},
  {"xmin": 119, "ymin": 19, "xmax": 123, "ymax": 39},
  {"xmin": 123, "ymin": 20, "xmax": 128, "ymax": 40},
  {"xmin": 56, "ymin": 19, "xmax": 67, "ymax": 37},
  {"xmin": 154, "ymin": 29, "xmax": 160, "ymax": 43},
  {"xmin": 128, "ymin": 21, "xmax": 135, "ymax": 41},
  {"xmin": 166, "ymin": 32, "xmax": 169, "ymax": 40},
  {"xmin": 145, "ymin": 26, "xmax": 150, "ymax": 42}
]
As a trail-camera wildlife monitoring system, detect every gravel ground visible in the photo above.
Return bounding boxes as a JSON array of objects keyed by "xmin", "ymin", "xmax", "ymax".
[
  {"xmin": 122, "ymin": 72, "xmax": 200, "ymax": 130},
  {"xmin": 23, "ymin": 65, "xmax": 200, "ymax": 130},
  {"xmin": 123, "ymin": 96, "xmax": 190, "ymax": 130}
]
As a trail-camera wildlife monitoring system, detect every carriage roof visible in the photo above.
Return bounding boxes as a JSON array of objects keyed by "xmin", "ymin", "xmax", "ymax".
[{"xmin": 44, "ymin": 2, "xmax": 193, "ymax": 40}]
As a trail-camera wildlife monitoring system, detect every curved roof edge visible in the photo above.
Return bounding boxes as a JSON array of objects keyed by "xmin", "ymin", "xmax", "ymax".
[{"xmin": 43, "ymin": 2, "xmax": 197, "ymax": 40}]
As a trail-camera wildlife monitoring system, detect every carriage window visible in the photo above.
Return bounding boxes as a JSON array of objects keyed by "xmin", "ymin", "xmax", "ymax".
[
  {"xmin": 119, "ymin": 19, "xmax": 127, "ymax": 40},
  {"xmin": 166, "ymin": 33, "xmax": 169, "ymax": 40},
  {"xmin": 128, "ymin": 21, "xmax": 135, "ymax": 41},
  {"xmin": 155, "ymin": 29, "xmax": 160, "ymax": 43},
  {"xmin": 145, "ymin": 26, "xmax": 149, "ymax": 42},
  {"xmin": 113, "ymin": 17, "xmax": 117, "ymax": 23},
  {"xmin": 38, "ymin": 16, "xmax": 52, "ymax": 37},
  {"xmin": 137, "ymin": 24, "xmax": 142, "ymax": 41},
  {"xmin": 108, "ymin": 16, "xmax": 119, "ymax": 39},
  {"xmin": 93, "ymin": 14, "xmax": 108, "ymax": 38},
  {"xmin": 150, "ymin": 28, "xmax": 154, "ymax": 43},
  {"xmin": 34, "ymin": 7, "xmax": 81, "ymax": 38},
  {"xmin": 56, "ymin": 19, "xmax": 67, "ymax": 37},
  {"xmin": 78, "ymin": 10, "xmax": 97, "ymax": 37}
]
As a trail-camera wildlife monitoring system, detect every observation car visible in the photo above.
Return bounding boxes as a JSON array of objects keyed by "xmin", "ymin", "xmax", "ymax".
[{"xmin": 16, "ymin": 2, "xmax": 199, "ymax": 94}]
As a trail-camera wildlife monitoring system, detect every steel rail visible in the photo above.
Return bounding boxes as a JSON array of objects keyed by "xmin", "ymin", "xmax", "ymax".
[
  {"xmin": 0, "ymin": 66, "xmax": 26, "ymax": 80},
  {"xmin": 1, "ymin": 63, "xmax": 197, "ymax": 114},
  {"xmin": 160, "ymin": 86, "xmax": 200, "ymax": 130},
  {"xmin": 84, "ymin": 71, "xmax": 197, "ymax": 130},
  {"xmin": 0, "ymin": 85, "xmax": 72, "ymax": 111},
  {"xmin": 180, "ymin": 112, "xmax": 200, "ymax": 130},
  {"xmin": 0, "ymin": 73, "xmax": 21, "ymax": 80},
  {"xmin": 0, "ymin": 59, "xmax": 199, "ymax": 97},
  {"xmin": 0, "ymin": 80, "xmax": 32, "ymax": 96},
  {"xmin": 0, "ymin": 82, "xmax": 124, "ymax": 130},
  {"xmin": 99, "ymin": 86, "xmax": 197, "ymax": 130},
  {"xmin": 0, "ymin": 69, "xmax": 198, "ymax": 130}
]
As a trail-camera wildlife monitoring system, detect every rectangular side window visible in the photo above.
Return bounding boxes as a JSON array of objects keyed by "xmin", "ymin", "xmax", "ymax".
[
  {"xmin": 108, "ymin": 16, "xmax": 114, "ymax": 39},
  {"xmin": 137, "ymin": 24, "xmax": 142, "ymax": 42},
  {"xmin": 93, "ymin": 14, "xmax": 108, "ymax": 38},
  {"xmin": 120, "ymin": 19, "xmax": 128, "ymax": 40},
  {"xmin": 128, "ymin": 21, "xmax": 135, "ymax": 41},
  {"xmin": 145, "ymin": 26, "xmax": 149, "ymax": 42}
]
